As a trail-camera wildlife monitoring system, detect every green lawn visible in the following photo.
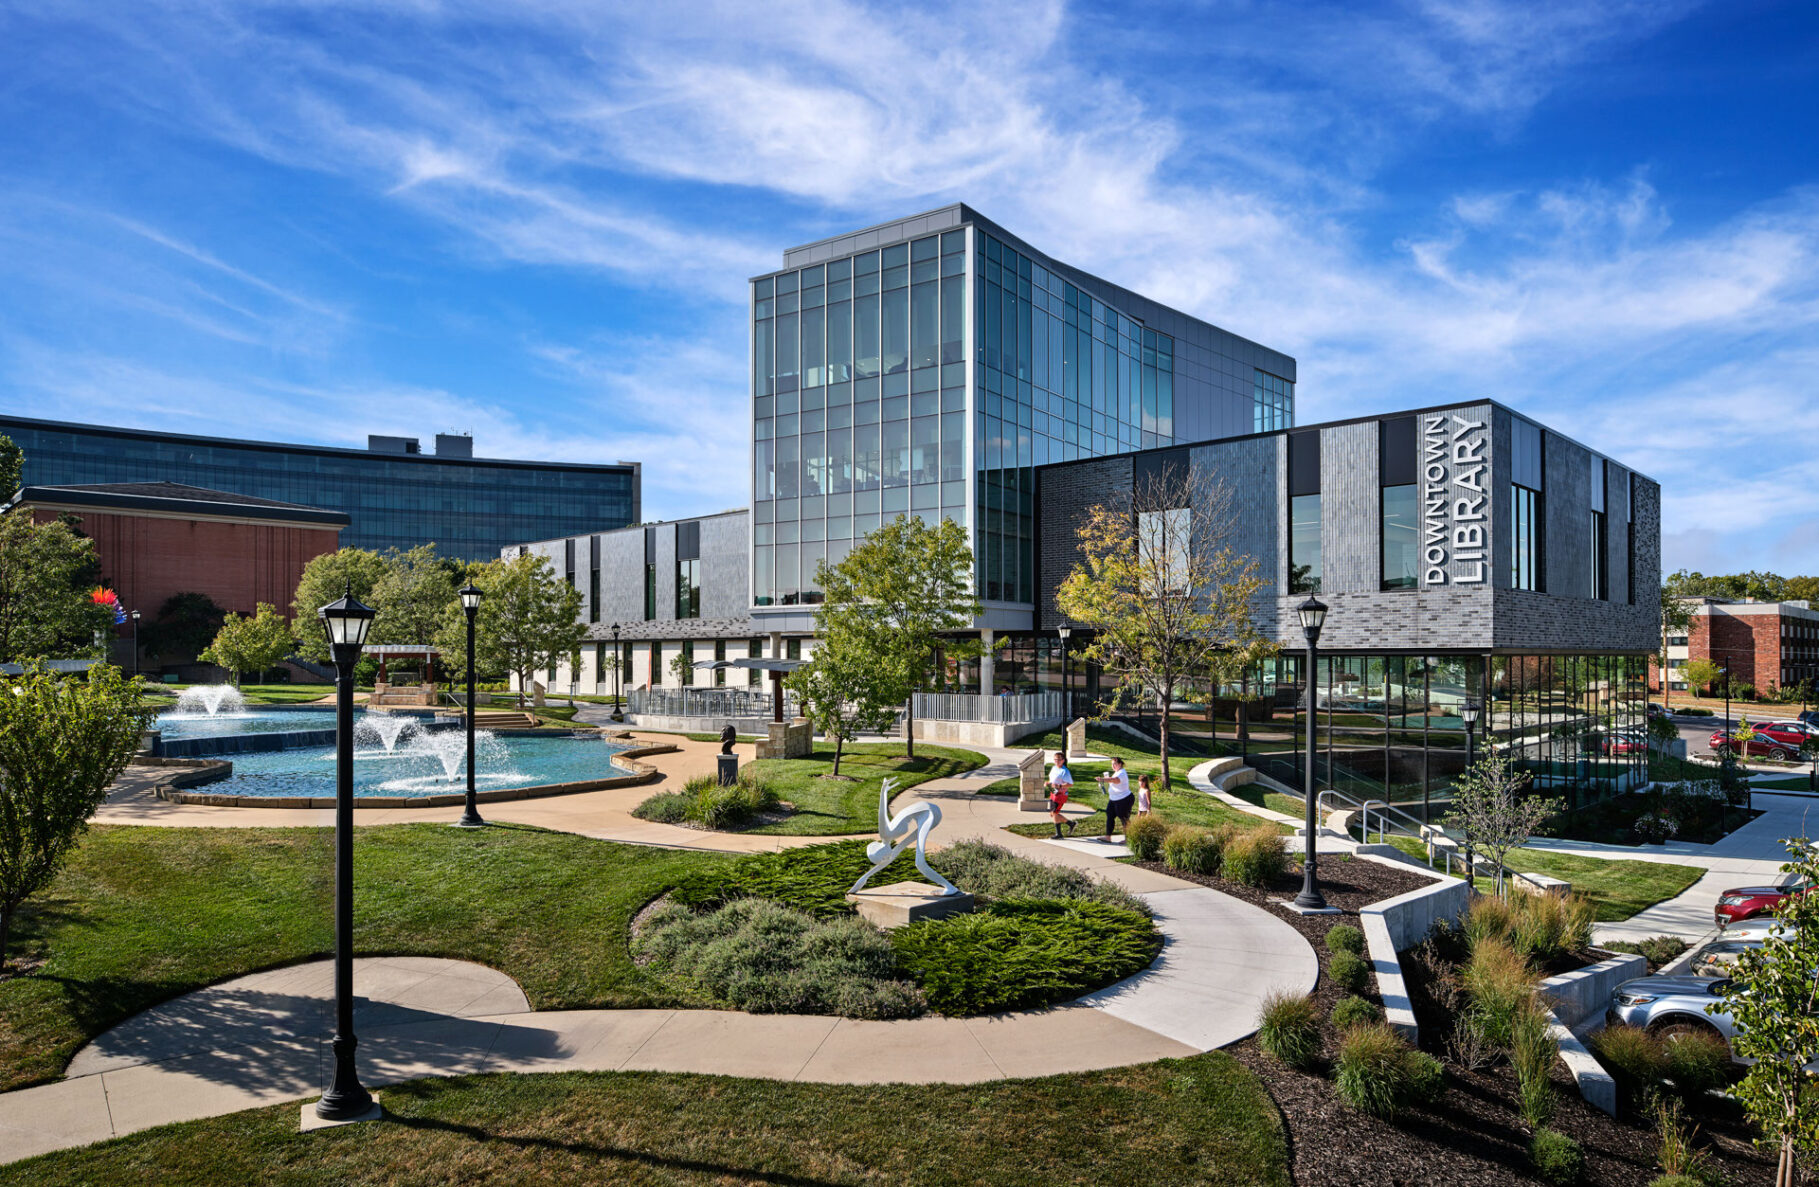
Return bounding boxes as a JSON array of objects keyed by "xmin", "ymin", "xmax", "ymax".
[
  {"xmin": 1225, "ymin": 783, "xmax": 1312, "ymax": 820},
  {"xmin": 1377, "ymin": 835, "xmax": 1703, "ymax": 922},
  {"xmin": 1752, "ymin": 776, "xmax": 1819, "ymax": 792},
  {"xmin": 148, "ymin": 682, "xmax": 335, "ymax": 705},
  {"xmin": 0, "ymin": 1053, "xmax": 1287, "ymax": 1187},
  {"xmin": 740, "ymin": 742, "xmax": 987, "ymax": 835},
  {"xmin": 1004, "ymin": 726, "xmax": 1288, "ymax": 838},
  {"xmin": 0, "ymin": 825, "xmax": 727, "ymax": 1094}
]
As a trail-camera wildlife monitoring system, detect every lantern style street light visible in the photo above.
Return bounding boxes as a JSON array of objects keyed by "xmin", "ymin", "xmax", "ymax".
[
  {"xmin": 315, "ymin": 583, "xmax": 378, "ymax": 1121},
  {"xmin": 1461, "ymin": 698, "xmax": 1482, "ymax": 887},
  {"xmin": 611, "ymin": 622, "xmax": 623, "ymax": 721},
  {"xmin": 1293, "ymin": 595, "xmax": 1329, "ymax": 912},
  {"xmin": 456, "ymin": 583, "xmax": 485, "ymax": 829},
  {"xmin": 1057, "ymin": 621, "xmax": 1073, "ymax": 722}
]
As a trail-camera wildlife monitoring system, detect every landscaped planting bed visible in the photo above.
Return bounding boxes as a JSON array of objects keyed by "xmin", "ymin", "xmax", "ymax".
[{"xmin": 640, "ymin": 839, "xmax": 1161, "ymax": 1018}]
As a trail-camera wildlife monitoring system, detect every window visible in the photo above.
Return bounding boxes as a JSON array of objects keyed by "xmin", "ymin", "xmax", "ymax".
[
  {"xmin": 679, "ymin": 641, "xmax": 694, "ymax": 686},
  {"xmin": 1590, "ymin": 511, "xmax": 1608, "ymax": 600},
  {"xmin": 1290, "ymin": 495, "xmax": 1322, "ymax": 593},
  {"xmin": 650, "ymin": 641, "xmax": 662, "ymax": 686},
  {"xmin": 1382, "ymin": 486, "xmax": 1419, "ymax": 589},
  {"xmin": 1254, "ymin": 370, "xmax": 1293, "ymax": 433},
  {"xmin": 748, "ymin": 637, "xmax": 762, "ymax": 687},
  {"xmin": 1512, "ymin": 485, "xmax": 1543, "ymax": 591},
  {"xmin": 1380, "ymin": 417, "xmax": 1417, "ymax": 590},
  {"xmin": 676, "ymin": 558, "xmax": 701, "ymax": 619},
  {"xmin": 1288, "ymin": 430, "xmax": 1321, "ymax": 594},
  {"xmin": 588, "ymin": 534, "xmax": 601, "ymax": 623},
  {"xmin": 644, "ymin": 564, "xmax": 656, "ymax": 620},
  {"xmin": 714, "ymin": 639, "xmax": 727, "ymax": 686}
]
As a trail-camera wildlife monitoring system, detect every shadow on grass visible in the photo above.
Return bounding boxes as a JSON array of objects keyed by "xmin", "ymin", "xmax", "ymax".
[{"xmin": 386, "ymin": 1110, "xmax": 845, "ymax": 1187}]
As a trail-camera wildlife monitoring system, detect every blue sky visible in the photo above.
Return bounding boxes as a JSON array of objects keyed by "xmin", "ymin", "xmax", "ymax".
[{"xmin": 1, "ymin": 1, "xmax": 1815, "ymax": 573}]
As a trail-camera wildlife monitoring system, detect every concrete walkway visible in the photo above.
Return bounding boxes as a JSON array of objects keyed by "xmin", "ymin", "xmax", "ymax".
[
  {"xmin": 3, "ymin": 739, "xmax": 1320, "ymax": 1167},
  {"xmin": 1521, "ymin": 789, "xmax": 1818, "ymax": 945}
]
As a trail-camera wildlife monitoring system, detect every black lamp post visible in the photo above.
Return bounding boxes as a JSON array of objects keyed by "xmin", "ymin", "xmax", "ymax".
[
  {"xmin": 1057, "ymin": 621, "xmax": 1073, "ymax": 724},
  {"xmin": 456, "ymin": 583, "xmax": 485, "ymax": 829},
  {"xmin": 610, "ymin": 623, "xmax": 623, "ymax": 721},
  {"xmin": 1294, "ymin": 595, "xmax": 1329, "ymax": 911},
  {"xmin": 1461, "ymin": 698, "xmax": 1481, "ymax": 887},
  {"xmin": 130, "ymin": 610, "xmax": 141, "ymax": 679},
  {"xmin": 315, "ymin": 583, "xmax": 377, "ymax": 1121}
]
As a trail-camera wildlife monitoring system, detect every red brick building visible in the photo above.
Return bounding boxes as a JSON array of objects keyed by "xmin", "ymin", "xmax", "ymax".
[
  {"xmin": 5, "ymin": 481, "xmax": 347, "ymax": 663},
  {"xmin": 1653, "ymin": 598, "xmax": 1819, "ymax": 697}
]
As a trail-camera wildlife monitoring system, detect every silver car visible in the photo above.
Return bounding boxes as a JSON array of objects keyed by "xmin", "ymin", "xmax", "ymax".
[{"xmin": 1609, "ymin": 974, "xmax": 1737, "ymax": 1049}]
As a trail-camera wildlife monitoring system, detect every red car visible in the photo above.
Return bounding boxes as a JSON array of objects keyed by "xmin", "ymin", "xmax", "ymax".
[
  {"xmin": 1716, "ymin": 873, "xmax": 1814, "ymax": 928},
  {"xmin": 1710, "ymin": 729, "xmax": 1802, "ymax": 761},
  {"xmin": 1595, "ymin": 731, "xmax": 1648, "ymax": 755},
  {"xmin": 1758, "ymin": 721, "xmax": 1819, "ymax": 749}
]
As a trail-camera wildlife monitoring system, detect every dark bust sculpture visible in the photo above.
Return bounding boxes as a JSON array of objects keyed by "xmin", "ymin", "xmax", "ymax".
[{"xmin": 719, "ymin": 723, "xmax": 737, "ymax": 755}]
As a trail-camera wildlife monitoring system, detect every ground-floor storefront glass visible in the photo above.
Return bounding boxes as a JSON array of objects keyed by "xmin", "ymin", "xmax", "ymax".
[{"xmin": 967, "ymin": 632, "xmax": 1649, "ymax": 824}]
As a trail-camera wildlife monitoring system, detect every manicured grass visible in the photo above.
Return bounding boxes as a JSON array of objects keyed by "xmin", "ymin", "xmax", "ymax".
[
  {"xmin": 1377, "ymin": 835, "xmax": 1703, "ymax": 922},
  {"xmin": 0, "ymin": 1053, "xmax": 1289, "ymax": 1187},
  {"xmin": 1226, "ymin": 783, "xmax": 1312, "ymax": 819},
  {"xmin": 148, "ymin": 682, "xmax": 336, "ymax": 705},
  {"xmin": 1752, "ymin": 776, "xmax": 1819, "ymax": 792},
  {"xmin": 0, "ymin": 825, "xmax": 727, "ymax": 1093},
  {"xmin": 739, "ymin": 742, "xmax": 987, "ymax": 835},
  {"xmin": 976, "ymin": 776, "xmax": 1021, "ymax": 796},
  {"xmin": 1004, "ymin": 726, "xmax": 1288, "ymax": 838}
]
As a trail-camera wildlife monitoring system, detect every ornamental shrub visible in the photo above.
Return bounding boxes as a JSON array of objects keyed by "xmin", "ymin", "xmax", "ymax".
[
  {"xmin": 1463, "ymin": 893, "xmax": 1514, "ymax": 949},
  {"xmin": 1325, "ymin": 924, "xmax": 1365, "ymax": 955},
  {"xmin": 1125, "ymin": 813, "xmax": 1169, "ymax": 862},
  {"xmin": 1511, "ymin": 999, "xmax": 1559, "ymax": 1129},
  {"xmin": 1662, "ymin": 1028, "xmax": 1732, "ymax": 1100},
  {"xmin": 1328, "ymin": 950, "xmax": 1371, "ymax": 995},
  {"xmin": 1222, "ymin": 825, "xmax": 1289, "ymax": 887},
  {"xmin": 891, "ymin": 899, "xmax": 1161, "ymax": 1016},
  {"xmin": 632, "ymin": 772, "xmax": 780, "ymax": 830},
  {"xmin": 932, "ymin": 840, "xmax": 1148, "ymax": 914},
  {"xmin": 1634, "ymin": 812, "xmax": 1678, "ymax": 845},
  {"xmin": 1528, "ymin": 1129, "xmax": 1583, "ymax": 1185},
  {"xmin": 1334, "ymin": 1023, "xmax": 1440, "ymax": 1117},
  {"xmin": 632, "ymin": 898, "xmax": 924, "ymax": 1019},
  {"xmin": 1330, "ymin": 995, "xmax": 1383, "ymax": 1031},
  {"xmin": 1160, "ymin": 824, "xmax": 1222, "ymax": 875},
  {"xmin": 1600, "ymin": 936, "xmax": 1689, "ymax": 969},
  {"xmin": 1462, "ymin": 939, "xmax": 1534, "ymax": 1048},
  {"xmin": 1509, "ymin": 892, "xmax": 1596, "ymax": 965},
  {"xmin": 1257, "ymin": 990, "xmax": 1321, "ymax": 1069},
  {"xmin": 1646, "ymin": 1178, "xmax": 1703, "ymax": 1187},
  {"xmin": 1589, "ymin": 1023, "xmax": 1666, "ymax": 1113}
]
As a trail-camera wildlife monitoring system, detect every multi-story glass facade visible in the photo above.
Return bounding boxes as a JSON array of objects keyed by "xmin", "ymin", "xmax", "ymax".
[
  {"xmin": 0, "ymin": 415, "xmax": 639, "ymax": 560},
  {"xmin": 750, "ymin": 205, "xmax": 1296, "ymax": 617}
]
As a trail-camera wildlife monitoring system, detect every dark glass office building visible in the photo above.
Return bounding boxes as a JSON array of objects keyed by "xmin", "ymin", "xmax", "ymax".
[
  {"xmin": 748, "ymin": 204, "xmax": 1295, "ymax": 633},
  {"xmin": 0, "ymin": 416, "xmax": 640, "ymax": 560}
]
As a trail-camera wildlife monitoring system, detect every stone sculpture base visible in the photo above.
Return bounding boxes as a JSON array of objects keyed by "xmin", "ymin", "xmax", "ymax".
[
  {"xmin": 1017, "ymin": 747, "xmax": 1049, "ymax": 812},
  {"xmin": 846, "ymin": 882, "xmax": 976, "ymax": 930},
  {"xmin": 717, "ymin": 753, "xmax": 738, "ymax": 787}
]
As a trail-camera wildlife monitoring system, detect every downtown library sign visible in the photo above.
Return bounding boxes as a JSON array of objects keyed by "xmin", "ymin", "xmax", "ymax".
[{"xmin": 1423, "ymin": 412, "xmax": 1488, "ymax": 586}]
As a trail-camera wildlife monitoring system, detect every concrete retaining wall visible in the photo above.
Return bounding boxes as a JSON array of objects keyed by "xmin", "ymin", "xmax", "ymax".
[
  {"xmin": 1539, "ymin": 953, "xmax": 1647, "ymax": 1030},
  {"xmin": 1355, "ymin": 860, "xmax": 1470, "ymax": 1043},
  {"xmin": 912, "ymin": 715, "xmax": 1060, "ymax": 749},
  {"xmin": 1551, "ymin": 1020, "xmax": 1619, "ymax": 1116}
]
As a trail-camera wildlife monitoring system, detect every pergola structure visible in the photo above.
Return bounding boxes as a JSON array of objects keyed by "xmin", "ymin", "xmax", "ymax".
[{"xmin": 361, "ymin": 643, "xmax": 442, "ymax": 685}]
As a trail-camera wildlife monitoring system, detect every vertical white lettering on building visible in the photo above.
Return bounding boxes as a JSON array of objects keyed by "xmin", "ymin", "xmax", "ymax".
[{"xmin": 1422, "ymin": 413, "xmax": 1488, "ymax": 586}]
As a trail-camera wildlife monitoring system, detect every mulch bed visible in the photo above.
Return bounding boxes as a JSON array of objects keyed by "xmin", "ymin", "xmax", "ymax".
[{"xmin": 1134, "ymin": 851, "xmax": 1776, "ymax": 1185}]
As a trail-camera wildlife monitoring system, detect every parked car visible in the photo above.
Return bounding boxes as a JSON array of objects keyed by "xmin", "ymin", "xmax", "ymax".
[
  {"xmin": 1759, "ymin": 720, "xmax": 1819, "ymax": 744},
  {"xmin": 1719, "ymin": 918, "xmax": 1798, "ymax": 942},
  {"xmin": 1594, "ymin": 730, "xmax": 1649, "ymax": 756},
  {"xmin": 1649, "ymin": 702, "xmax": 1670, "ymax": 719},
  {"xmin": 1709, "ymin": 729, "xmax": 1801, "ymax": 761},
  {"xmin": 1609, "ymin": 974, "xmax": 1737, "ymax": 1049},
  {"xmin": 1801, "ymin": 709, "xmax": 1819, "ymax": 729},
  {"xmin": 1688, "ymin": 937, "xmax": 1762, "ymax": 977},
  {"xmin": 1716, "ymin": 872, "xmax": 1814, "ymax": 928}
]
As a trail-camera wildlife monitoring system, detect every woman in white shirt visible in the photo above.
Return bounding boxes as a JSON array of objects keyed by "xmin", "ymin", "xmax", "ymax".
[{"xmin": 1045, "ymin": 751, "xmax": 1074, "ymax": 839}]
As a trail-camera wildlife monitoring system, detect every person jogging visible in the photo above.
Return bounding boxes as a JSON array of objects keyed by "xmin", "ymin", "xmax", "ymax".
[{"xmin": 1097, "ymin": 757, "xmax": 1135, "ymax": 840}]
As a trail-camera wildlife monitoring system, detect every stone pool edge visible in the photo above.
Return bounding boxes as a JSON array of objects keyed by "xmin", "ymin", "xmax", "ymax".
[{"xmin": 142, "ymin": 744, "xmax": 681, "ymax": 809}]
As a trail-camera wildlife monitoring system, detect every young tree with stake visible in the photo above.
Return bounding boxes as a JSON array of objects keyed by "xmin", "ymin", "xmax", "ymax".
[{"xmin": 1442, "ymin": 753, "xmax": 1556, "ymax": 894}]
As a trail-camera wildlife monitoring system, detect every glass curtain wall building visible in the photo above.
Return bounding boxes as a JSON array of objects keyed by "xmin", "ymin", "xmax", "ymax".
[
  {"xmin": 0, "ymin": 416, "xmax": 640, "ymax": 560},
  {"xmin": 750, "ymin": 205, "xmax": 1296, "ymax": 631}
]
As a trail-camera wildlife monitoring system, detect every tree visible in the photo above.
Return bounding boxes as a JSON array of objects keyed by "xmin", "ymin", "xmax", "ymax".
[
  {"xmin": 199, "ymin": 603, "xmax": 296, "ymax": 685},
  {"xmin": 1681, "ymin": 658, "xmax": 1721, "ymax": 699},
  {"xmin": 0, "ymin": 663, "xmax": 152, "ymax": 971},
  {"xmin": 1712, "ymin": 838, "xmax": 1819, "ymax": 1187},
  {"xmin": 1658, "ymin": 578, "xmax": 1694, "ymax": 695},
  {"xmin": 1646, "ymin": 713, "xmax": 1679, "ymax": 753},
  {"xmin": 1442, "ymin": 753, "xmax": 1555, "ymax": 894},
  {"xmin": 137, "ymin": 592, "xmax": 228, "ymax": 663},
  {"xmin": 1786, "ymin": 576, "xmax": 1819, "ymax": 604},
  {"xmin": 0, "ymin": 434, "xmax": 21, "ymax": 496},
  {"xmin": 1055, "ymin": 465, "xmax": 1270, "ymax": 793},
  {"xmin": 789, "ymin": 555, "xmax": 922, "ymax": 777},
  {"xmin": 291, "ymin": 548, "xmax": 390, "ymax": 663},
  {"xmin": 368, "ymin": 544, "xmax": 459, "ymax": 653},
  {"xmin": 820, "ymin": 516, "xmax": 981, "ymax": 760},
  {"xmin": 0, "ymin": 512, "xmax": 113, "ymax": 663},
  {"xmin": 436, "ymin": 552, "xmax": 583, "ymax": 705}
]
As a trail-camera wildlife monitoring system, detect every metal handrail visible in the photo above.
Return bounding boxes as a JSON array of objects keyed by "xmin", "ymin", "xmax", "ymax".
[{"xmin": 1312, "ymin": 786, "xmax": 1547, "ymax": 893}]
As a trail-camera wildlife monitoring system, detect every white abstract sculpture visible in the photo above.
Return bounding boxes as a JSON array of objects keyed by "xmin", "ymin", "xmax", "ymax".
[{"xmin": 849, "ymin": 776, "xmax": 962, "ymax": 896}]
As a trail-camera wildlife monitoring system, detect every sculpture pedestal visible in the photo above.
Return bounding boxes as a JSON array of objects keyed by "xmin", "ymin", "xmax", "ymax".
[
  {"xmin": 846, "ymin": 882, "xmax": 975, "ymax": 930},
  {"xmin": 717, "ymin": 753, "xmax": 738, "ymax": 787}
]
